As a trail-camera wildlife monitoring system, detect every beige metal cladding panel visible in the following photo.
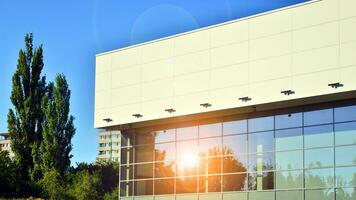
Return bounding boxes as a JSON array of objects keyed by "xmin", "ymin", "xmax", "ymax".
[
  {"xmin": 250, "ymin": 32, "xmax": 292, "ymax": 61},
  {"xmin": 111, "ymin": 103, "xmax": 141, "ymax": 124},
  {"xmin": 341, "ymin": 66, "xmax": 356, "ymax": 89},
  {"xmin": 154, "ymin": 196, "xmax": 175, "ymax": 200},
  {"xmin": 142, "ymin": 39, "xmax": 174, "ymax": 63},
  {"xmin": 250, "ymin": 78, "xmax": 292, "ymax": 104},
  {"xmin": 176, "ymin": 195, "xmax": 198, "ymax": 200},
  {"xmin": 340, "ymin": 0, "xmax": 356, "ymax": 19},
  {"xmin": 293, "ymin": 45, "xmax": 339, "ymax": 75},
  {"xmin": 293, "ymin": 22, "xmax": 339, "ymax": 52},
  {"xmin": 250, "ymin": 55, "xmax": 292, "ymax": 82},
  {"xmin": 175, "ymin": 30, "xmax": 210, "ymax": 56},
  {"xmin": 141, "ymin": 97, "xmax": 174, "ymax": 121},
  {"xmin": 96, "ymin": 54, "xmax": 111, "ymax": 73},
  {"xmin": 141, "ymin": 79, "xmax": 174, "ymax": 101},
  {"xmin": 142, "ymin": 59, "xmax": 174, "ymax": 82},
  {"xmin": 211, "ymin": 41, "xmax": 249, "ymax": 67},
  {"xmin": 210, "ymin": 20, "xmax": 248, "ymax": 47},
  {"xmin": 249, "ymin": 9, "xmax": 292, "ymax": 39},
  {"xmin": 199, "ymin": 194, "xmax": 222, "ymax": 200},
  {"xmin": 174, "ymin": 92, "xmax": 210, "ymax": 116},
  {"xmin": 293, "ymin": 69, "xmax": 340, "ymax": 98},
  {"xmin": 340, "ymin": 41, "xmax": 356, "ymax": 67},
  {"xmin": 340, "ymin": 17, "xmax": 356, "ymax": 43},
  {"xmin": 292, "ymin": 0, "xmax": 338, "ymax": 29},
  {"xmin": 95, "ymin": 72, "xmax": 111, "ymax": 91},
  {"xmin": 249, "ymin": 191, "xmax": 275, "ymax": 200},
  {"xmin": 111, "ymin": 84, "xmax": 141, "ymax": 106},
  {"xmin": 174, "ymin": 51, "xmax": 210, "ymax": 76},
  {"xmin": 111, "ymin": 65, "xmax": 141, "ymax": 88},
  {"xmin": 95, "ymin": 91, "xmax": 111, "ymax": 109},
  {"xmin": 210, "ymin": 63, "xmax": 249, "ymax": 89},
  {"xmin": 111, "ymin": 47, "xmax": 141, "ymax": 70},
  {"xmin": 209, "ymin": 85, "xmax": 249, "ymax": 111},
  {"xmin": 223, "ymin": 192, "xmax": 247, "ymax": 200},
  {"xmin": 95, "ymin": 108, "xmax": 112, "ymax": 128},
  {"xmin": 174, "ymin": 71, "xmax": 210, "ymax": 96}
]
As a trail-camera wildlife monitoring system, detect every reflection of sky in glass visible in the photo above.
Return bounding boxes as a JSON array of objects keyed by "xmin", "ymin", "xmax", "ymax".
[{"xmin": 304, "ymin": 125, "xmax": 334, "ymax": 148}]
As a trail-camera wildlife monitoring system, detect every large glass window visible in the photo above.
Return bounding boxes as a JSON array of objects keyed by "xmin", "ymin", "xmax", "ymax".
[
  {"xmin": 275, "ymin": 128, "xmax": 303, "ymax": 151},
  {"xmin": 304, "ymin": 125, "xmax": 334, "ymax": 148},
  {"xmin": 199, "ymin": 137, "xmax": 221, "ymax": 157},
  {"xmin": 335, "ymin": 166, "xmax": 356, "ymax": 187},
  {"xmin": 275, "ymin": 112, "xmax": 302, "ymax": 130},
  {"xmin": 335, "ymin": 122, "xmax": 356, "ymax": 146},
  {"xmin": 177, "ymin": 126, "xmax": 198, "ymax": 141},
  {"xmin": 248, "ymin": 116, "xmax": 274, "ymax": 133},
  {"xmin": 305, "ymin": 168, "xmax": 334, "ymax": 188},
  {"xmin": 335, "ymin": 105, "xmax": 356, "ymax": 123},
  {"xmin": 248, "ymin": 131, "xmax": 274, "ymax": 153},
  {"xmin": 276, "ymin": 150, "xmax": 303, "ymax": 170},
  {"xmin": 223, "ymin": 134, "xmax": 247, "ymax": 155},
  {"xmin": 304, "ymin": 148, "xmax": 334, "ymax": 169},
  {"xmin": 223, "ymin": 174, "xmax": 248, "ymax": 191},
  {"xmin": 199, "ymin": 123, "xmax": 221, "ymax": 138},
  {"xmin": 304, "ymin": 109, "xmax": 333, "ymax": 126},
  {"xmin": 154, "ymin": 129, "xmax": 175, "ymax": 143},
  {"xmin": 336, "ymin": 145, "xmax": 356, "ymax": 166},
  {"xmin": 223, "ymin": 120, "xmax": 247, "ymax": 135},
  {"xmin": 275, "ymin": 170, "xmax": 303, "ymax": 189}
]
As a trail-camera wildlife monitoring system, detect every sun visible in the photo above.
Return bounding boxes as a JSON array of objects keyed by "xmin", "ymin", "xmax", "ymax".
[{"xmin": 177, "ymin": 153, "xmax": 198, "ymax": 169}]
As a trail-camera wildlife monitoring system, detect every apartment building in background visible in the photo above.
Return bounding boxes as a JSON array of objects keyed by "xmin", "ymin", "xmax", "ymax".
[
  {"xmin": 97, "ymin": 130, "xmax": 121, "ymax": 162},
  {"xmin": 0, "ymin": 132, "xmax": 14, "ymax": 159},
  {"xmin": 95, "ymin": 0, "xmax": 356, "ymax": 199}
]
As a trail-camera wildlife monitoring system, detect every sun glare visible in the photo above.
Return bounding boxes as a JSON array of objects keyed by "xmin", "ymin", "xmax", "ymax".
[{"xmin": 178, "ymin": 153, "xmax": 198, "ymax": 169}]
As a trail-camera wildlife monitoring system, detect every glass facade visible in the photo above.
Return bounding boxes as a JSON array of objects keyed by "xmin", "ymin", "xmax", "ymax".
[{"xmin": 119, "ymin": 105, "xmax": 356, "ymax": 199}]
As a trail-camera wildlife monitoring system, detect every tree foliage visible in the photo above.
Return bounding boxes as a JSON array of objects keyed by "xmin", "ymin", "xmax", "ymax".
[{"xmin": 0, "ymin": 150, "xmax": 18, "ymax": 197}]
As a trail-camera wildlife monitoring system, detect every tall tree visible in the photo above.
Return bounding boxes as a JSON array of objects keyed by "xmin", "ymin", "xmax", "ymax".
[
  {"xmin": 41, "ymin": 74, "xmax": 75, "ymax": 176},
  {"xmin": 7, "ymin": 33, "xmax": 47, "ymax": 192}
]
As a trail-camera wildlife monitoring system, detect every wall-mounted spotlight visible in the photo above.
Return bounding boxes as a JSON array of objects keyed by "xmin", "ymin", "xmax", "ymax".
[
  {"xmin": 239, "ymin": 97, "xmax": 252, "ymax": 102},
  {"xmin": 132, "ymin": 113, "xmax": 143, "ymax": 118},
  {"xmin": 200, "ymin": 103, "xmax": 212, "ymax": 108},
  {"xmin": 328, "ymin": 82, "xmax": 344, "ymax": 89},
  {"xmin": 281, "ymin": 90, "xmax": 295, "ymax": 96},
  {"xmin": 165, "ymin": 108, "xmax": 176, "ymax": 113},
  {"xmin": 103, "ymin": 118, "xmax": 113, "ymax": 123}
]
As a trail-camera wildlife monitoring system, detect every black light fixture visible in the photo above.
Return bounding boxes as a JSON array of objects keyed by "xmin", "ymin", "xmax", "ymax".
[
  {"xmin": 328, "ymin": 82, "xmax": 344, "ymax": 89},
  {"xmin": 132, "ymin": 113, "xmax": 143, "ymax": 118},
  {"xmin": 200, "ymin": 103, "xmax": 212, "ymax": 108},
  {"xmin": 103, "ymin": 118, "xmax": 113, "ymax": 123},
  {"xmin": 165, "ymin": 108, "xmax": 176, "ymax": 113},
  {"xmin": 239, "ymin": 97, "xmax": 252, "ymax": 102},
  {"xmin": 281, "ymin": 90, "xmax": 295, "ymax": 96}
]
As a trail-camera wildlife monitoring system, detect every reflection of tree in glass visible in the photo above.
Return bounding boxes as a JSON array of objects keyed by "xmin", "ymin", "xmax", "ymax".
[
  {"xmin": 305, "ymin": 170, "xmax": 333, "ymax": 188},
  {"xmin": 248, "ymin": 163, "xmax": 274, "ymax": 190},
  {"xmin": 336, "ymin": 188, "xmax": 356, "ymax": 200},
  {"xmin": 154, "ymin": 149, "xmax": 175, "ymax": 178}
]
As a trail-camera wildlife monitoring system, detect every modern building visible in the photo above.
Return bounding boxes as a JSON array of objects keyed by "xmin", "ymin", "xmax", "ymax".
[
  {"xmin": 0, "ymin": 133, "xmax": 14, "ymax": 159},
  {"xmin": 94, "ymin": 0, "xmax": 356, "ymax": 199},
  {"xmin": 97, "ymin": 130, "xmax": 121, "ymax": 162}
]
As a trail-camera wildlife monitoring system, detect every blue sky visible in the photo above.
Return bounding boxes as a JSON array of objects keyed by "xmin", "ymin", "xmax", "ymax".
[{"xmin": 0, "ymin": 0, "xmax": 306, "ymax": 164}]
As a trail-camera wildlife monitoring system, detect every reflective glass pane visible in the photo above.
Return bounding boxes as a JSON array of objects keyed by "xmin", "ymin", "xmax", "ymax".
[
  {"xmin": 248, "ymin": 172, "xmax": 274, "ymax": 190},
  {"xmin": 223, "ymin": 192, "xmax": 247, "ymax": 200},
  {"xmin": 135, "ymin": 131, "xmax": 154, "ymax": 145},
  {"xmin": 276, "ymin": 150, "xmax": 303, "ymax": 170},
  {"xmin": 121, "ymin": 165, "xmax": 133, "ymax": 181},
  {"xmin": 305, "ymin": 189, "xmax": 334, "ymax": 200},
  {"xmin": 335, "ymin": 105, "xmax": 356, "ymax": 123},
  {"xmin": 305, "ymin": 168, "xmax": 334, "ymax": 188},
  {"xmin": 304, "ymin": 109, "xmax": 333, "ymax": 126},
  {"xmin": 275, "ymin": 112, "xmax": 302, "ymax": 129},
  {"xmin": 121, "ymin": 132, "xmax": 134, "ymax": 147},
  {"xmin": 304, "ymin": 125, "xmax": 333, "ymax": 148},
  {"xmin": 249, "ymin": 152, "xmax": 274, "ymax": 172},
  {"xmin": 222, "ymin": 155, "xmax": 248, "ymax": 173},
  {"xmin": 275, "ymin": 128, "xmax": 303, "ymax": 151},
  {"xmin": 135, "ymin": 145, "xmax": 154, "ymax": 163},
  {"xmin": 199, "ymin": 137, "xmax": 221, "ymax": 157},
  {"xmin": 223, "ymin": 120, "xmax": 247, "ymax": 135},
  {"xmin": 335, "ymin": 166, "xmax": 356, "ymax": 187},
  {"xmin": 198, "ymin": 175, "xmax": 221, "ymax": 192},
  {"xmin": 134, "ymin": 180, "xmax": 153, "ymax": 196},
  {"xmin": 154, "ymin": 178, "xmax": 174, "ymax": 195},
  {"xmin": 275, "ymin": 170, "xmax": 303, "ymax": 189},
  {"xmin": 248, "ymin": 131, "xmax": 274, "ymax": 153},
  {"xmin": 199, "ymin": 157, "xmax": 221, "ymax": 175},
  {"xmin": 336, "ymin": 188, "xmax": 356, "ymax": 200},
  {"xmin": 177, "ymin": 140, "xmax": 198, "ymax": 176},
  {"xmin": 154, "ymin": 142, "xmax": 175, "ymax": 164},
  {"xmin": 223, "ymin": 134, "xmax": 247, "ymax": 155},
  {"xmin": 248, "ymin": 116, "xmax": 274, "ymax": 132},
  {"xmin": 199, "ymin": 123, "xmax": 221, "ymax": 138},
  {"xmin": 177, "ymin": 126, "xmax": 198, "ymax": 141},
  {"xmin": 134, "ymin": 163, "xmax": 153, "ymax": 179},
  {"xmin": 305, "ymin": 148, "xmax": 334, "ymax": 169},
  {"xmin": 335, "ymin": 122, "xmax": 356, "ymax": 145},
  {"xmin": 276, "ymin": 190, "xmax": 303, "ymax": 200},
  {"xmin": 121, "ymin": 147, "xmax": 133, "ymax": 164},
  {"xmin": 222, "ymin": 174, "xmax": 248, "ymax": 192},
  {"xmin": 155, "ymin": 162, "xmax": 175, "ymax": 178},
  {"xmin": 176, "ymin": 177, "xmax": 197, "ymax": 194},
  {"xmin": 120, "ymin": 181, "xmax": 133, "ymax": 197},
  {"xmin": 154, "ymin": 129, "xmax": 175, "ymax": 143},
  {"xmin": 336, "ymin": 145, "xmax": 356, "ymax": 166}
]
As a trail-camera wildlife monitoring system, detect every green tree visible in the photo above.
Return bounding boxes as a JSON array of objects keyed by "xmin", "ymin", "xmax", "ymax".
[
  {"xmin": 67, "ymin": 170, "xmax": 101, "ymax": 200},
  {"xmin": 0, "ymin": 150, "xmax": 18, "ymax": 197},
  {"xmin": 7, "ymin": 33, "xmax": 47, "ymax": 193},
  {"xmin": 41, "ymin": 74, "xmax": 75, "ymax": 176},
  {"xmin": 41, "ymin": 168, "xmax": 67, "ymax": 200}
]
